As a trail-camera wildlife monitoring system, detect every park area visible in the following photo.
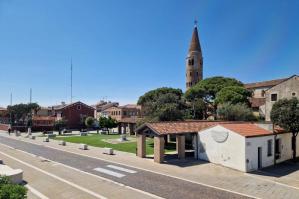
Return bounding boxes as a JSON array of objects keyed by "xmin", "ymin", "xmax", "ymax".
[{"xmin": 54, "ymin": 134, "xmax": 176, "ymax": 155}]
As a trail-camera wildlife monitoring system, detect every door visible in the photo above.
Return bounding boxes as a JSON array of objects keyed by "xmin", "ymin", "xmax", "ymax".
[{"xmin": 258, "ymin": 147, "xmax": 262, "ymax": 169}]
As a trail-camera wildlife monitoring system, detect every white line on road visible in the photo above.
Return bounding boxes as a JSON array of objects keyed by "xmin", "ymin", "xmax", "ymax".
[
  {"xmin": 0, "ymin": 143, "xmax": 164, "ymax": 199},
  {"xmin": 25, "ymin": 184, "xmax": 49, "ymax": 199},
  {"xmin": 107, "ymin": 165, "xmax": 137, "ymax": 173},
  {"xmin": 0, "ymin": 150, "xmax": 107, "ymax": 199},
  {"xmin": 94, "ymin": 167, "xmax": 125, "ymax": 178},
  {"xmin": 0, "ymin": 136, "xmax": 257, "ymax": 199}
]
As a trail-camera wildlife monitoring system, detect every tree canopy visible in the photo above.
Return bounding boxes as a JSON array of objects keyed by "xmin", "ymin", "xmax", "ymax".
[
  {"xmin": 271, "ymin": 98, "xmax": 299, "ymax": 161},
  {"xmin": 7, "ymin": 103, "xmax": 40, "ymax": 124},
  {"xmin": 215, "ymin": 86, "xmax": 252, "ymax": 105},
  {"xmin": 85, "ymin": 117, "xmax": 95, "ymax": 128},
  {"xmin": 217, "ymin": 103, "xmax": 255, "ymax": 121},
  {"xmin": 137, "ymin": 87, "xmax": 186, "ymax": 122},
  {"xmin": 98, "ymin": 116, "xmax": 118, "ymax": 132},
  {"xmin": 271, "ymin": 98, "xmax": 299, "ymax": 134},
  {"xmin": 186, "ymin": 76, "xmax": 243, "ymax": 104},
  {"xmin": 185, "ymin": 76, "xmax": 245, "ymax": 119}
]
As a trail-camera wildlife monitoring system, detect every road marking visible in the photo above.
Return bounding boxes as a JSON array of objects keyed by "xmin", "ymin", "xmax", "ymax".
[
  {"xmin": 0, "ymin": 150, "xmax": 107, "ymax": 199},
  {"xmin": 107, "ymin": 165, "xmax": 137, "ymax": 173},
  {"xmin": 0, "ymin": 143, "xmax": 164, "ymax": 199},
  {"xmin": 25, "ymin": 184, "xmax": 49, "ymax": 199},
  {"xmin": 94, "ymin": 167, "xmax": 125, "ymax": 178},
  {"xmin": 0, "ymin": 135, "xmax": 258, "ymax": 199}
]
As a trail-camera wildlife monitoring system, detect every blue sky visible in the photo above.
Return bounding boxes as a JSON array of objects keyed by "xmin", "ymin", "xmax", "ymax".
[{"xmin": 0, "ymin": 0, "xmax": 298, "ymax": 107}]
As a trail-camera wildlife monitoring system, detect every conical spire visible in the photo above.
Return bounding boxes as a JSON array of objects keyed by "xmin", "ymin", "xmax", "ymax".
[{"xmin": 189, "ymin": 22, "xmax": 201, "ymax": 53}]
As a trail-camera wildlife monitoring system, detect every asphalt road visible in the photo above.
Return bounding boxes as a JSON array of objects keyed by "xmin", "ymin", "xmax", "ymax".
[{"xmin": 0, "ymin": 136, "xmax": 250, "ymax": 199}]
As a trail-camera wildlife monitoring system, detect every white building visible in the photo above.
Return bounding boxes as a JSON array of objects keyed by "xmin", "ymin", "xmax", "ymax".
[
  {"xmin": 137, "ymin": 121, "xmax": 299, "ymax": 172},
  {"xmin": 197, "ymin": 123, "xmax": 299, "ymax": 172}
]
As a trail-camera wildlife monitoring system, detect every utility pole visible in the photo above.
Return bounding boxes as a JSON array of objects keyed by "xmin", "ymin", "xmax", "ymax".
[
  {"xmin": 71, "ymin": 58, "xmax": 73, "ymax": 104},
  {"xmin": 10, "ymin": 93, "xmax": 12, "ymax": 127}
]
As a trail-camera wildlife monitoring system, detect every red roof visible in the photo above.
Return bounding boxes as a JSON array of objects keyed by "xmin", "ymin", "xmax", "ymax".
[
  {"xmin": 138, "ymin": 121, "xmax": 232, "ymax": 135},
  {"xmin": 219, "ymin": 123, "xmax": 273, "ymax": 137},
  {"xmin": 137, "ymin": 121, "xmax": 285, "ymax": 138},
  {"xmin": 245, "ymin": 78, "xmax": 287, "ymax": 89},
  {"xmin": 249, "ymin": 98, "xmax": 266, "ymax": 108}
]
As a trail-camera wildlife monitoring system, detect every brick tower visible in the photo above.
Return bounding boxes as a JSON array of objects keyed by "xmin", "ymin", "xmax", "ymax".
[{"xmin": 186, "ymin": 21, "xmax": 203, "ymax": 90}]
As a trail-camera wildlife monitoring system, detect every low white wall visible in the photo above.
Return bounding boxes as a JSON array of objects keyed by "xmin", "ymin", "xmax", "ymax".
[
  {"xmin": 197, "ymin": 125, "xmax": 246, "ymax": 172},
  {"xmin": 245, "ymin": 135, "xmax": 274, "ymax": 172}
]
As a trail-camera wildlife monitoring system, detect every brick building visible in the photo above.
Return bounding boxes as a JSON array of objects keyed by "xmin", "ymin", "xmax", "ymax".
[
  {"xmin": 104, "ymin": 104, "xmax": 142, "ymax": 134},
  {"xmin": 52, "ymin": 101, "xmax": 95, "ymax": 129}
]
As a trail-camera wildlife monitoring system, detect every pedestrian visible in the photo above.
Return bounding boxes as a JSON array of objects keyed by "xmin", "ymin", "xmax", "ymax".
[{"xmin": 8, "ymin": 128, "xmax": 11, "ymax": 136}]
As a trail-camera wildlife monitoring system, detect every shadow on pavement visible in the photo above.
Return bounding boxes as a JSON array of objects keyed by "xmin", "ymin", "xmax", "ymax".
[{"xmin": 251, "ymin": 160, "xmax": 299, "ymax": 177}]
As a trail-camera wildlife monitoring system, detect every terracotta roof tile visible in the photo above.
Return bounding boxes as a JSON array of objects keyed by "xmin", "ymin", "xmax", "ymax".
[
  {"xmin": 142, "ymin": 121, "xmax": 232, "ymax": 135},
  {"xmin": 219, "ymin": 123, "xmax": 273, "ymax": 137},
  {"xmin": 138, "ymin": 121, "xmax": 283, "ymax": 138},
  {"xmin": 249, "ymin": 98, "xmax": 266, "ymax": 108},
  {"xmin": 245, "ymin": 78, "xmax": 287, "ymax": 89}
]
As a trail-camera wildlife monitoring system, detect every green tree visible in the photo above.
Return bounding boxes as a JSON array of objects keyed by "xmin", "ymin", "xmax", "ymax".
[
  {"xmin": 271, "ymin": 98, "xmax": 299, "ymax": 162},
  {"xmin": 184, "ymin": 98, "xmax": 207, "ymax": 120},
  {"xmin": 98, "ymin": 116, "xmax": 118, "ymax": 134},
  {"xmin": 7, "ymin": 103, "xmax": 40, "ymax": 125},
  {"xmin": 138, "ymin": 87, "xmax": 186, "ymax": 122},
  {"xmin": 217, "ymin": 103, "xmax": 255, "ymax": 121},
  {"xmin": 54, "ymin": 119, "xmax": 67, "ymax": 134},
  {"xmin": 215, "ymin": 86, "xmax": 252, "ymax": 105},
  {"xmin": 85, "ymin": 117, "xmax": 95, "ymax": 129},
  {"xmin": 185, "ymin": 77, "xmax": 244, "ymax": 119}
]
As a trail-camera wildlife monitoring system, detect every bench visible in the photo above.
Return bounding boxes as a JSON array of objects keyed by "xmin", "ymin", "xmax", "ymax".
[
  {"xmin": 80, "ymin": 132, "xmax": 88, "ymax": 136},
  {"xmin": 103, "ymin": 148, "xmax": 114, "ymax": 155},
  {"xmin": 0, "ymin": 164, "xmax": 23, "ymax": 184},
  {"xmin": 43, "ymin": 137, "xmax": 49, "ymax": 142},
  {"xmin": 30, "ymin": 135, "xmax": 36, "ymax": 140},
  {"xmin": 62, "ymin": 129, "xmax": 72, "ymax": 135},
  {"xmin": 79, "ymin": 144, "xmax": 88, "ymax": 150},
  {"xmin": 43, "ymin": 131, "xmax": 53, "ymax": 135},
  {"xmin": 59, "ymin": 140, "xmax": 66, "ymax": 146},
  {"xmin": 47, "ymin": 134, "xmax": 56, "ymax": 138}
]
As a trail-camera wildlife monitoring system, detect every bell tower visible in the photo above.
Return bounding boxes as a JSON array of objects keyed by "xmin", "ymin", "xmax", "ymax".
[{"xmin": 186, "ymin": 21, "xmax": 203, "ymax": 90}]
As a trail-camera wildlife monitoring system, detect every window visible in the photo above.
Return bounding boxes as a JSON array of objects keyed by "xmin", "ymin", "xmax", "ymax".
[
  {"xmin": 188, "ymin": 59, "xmax": 194, "ymax": 66},
  {"xmin": 77, "ymin": 105, "xmax": 81, "ymax": 110},
  {"xmin": 292, "ymin": 92, "xmax": 296, "ymax": 97},
  {"xmin": 261, "ymin": 90, "xmax": 265, "ymax": 97},
  {"xmin": 271, "ymin": 93, "xmax": 278, "ymax": 102},
  {"xmin": 267, "ymin": 140, "xmax": 272, "ymax": 156}
]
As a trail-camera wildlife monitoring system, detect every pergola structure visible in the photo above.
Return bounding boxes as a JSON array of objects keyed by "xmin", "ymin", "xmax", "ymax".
[
  {"xmin": 136, "ymin": 121, "xmax": 229, "ymax": 163},
  {"xmin": 117, "ymin": 118, "xmax": 138, "ymax": 135}
]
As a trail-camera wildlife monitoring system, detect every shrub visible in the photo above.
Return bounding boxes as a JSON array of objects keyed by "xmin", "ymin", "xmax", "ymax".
[
  {"xmin": 85, "ymin": 117, "xmax": 95, "ymax": 129},
  {"xmin": 0, "ymin": 175, "xmax": 27, "ymax": 199},
  {"xmin": 217, "ymin": 103, "xmax": 256, "ymax": 121}
]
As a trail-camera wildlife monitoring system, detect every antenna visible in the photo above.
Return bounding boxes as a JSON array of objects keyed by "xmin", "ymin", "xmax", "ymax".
[
  {"xmin": 71, "ymin": 58, "xmax": 73, "ymax": 103},
  {"xmin": 194, "ymin": 18, "xmax": 198, "ymax": 27},
  {"xmin": 30, "ymin": 88, "xmax": 32, "ymax": 104},
  {"xmin": 10, "ymin": 93, "xmax": 12, "ymax": 106}
]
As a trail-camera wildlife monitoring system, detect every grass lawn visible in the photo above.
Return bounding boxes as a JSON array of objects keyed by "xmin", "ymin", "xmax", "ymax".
[{"xmin": 54, "ymin": 134, "xmax": 176, "ymax": 155}]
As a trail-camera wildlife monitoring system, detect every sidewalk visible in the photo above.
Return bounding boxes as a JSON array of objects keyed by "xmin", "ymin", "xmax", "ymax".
[{"xmin": 2, "ymin": 131, "xmax": 299, "ymax": 199}]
